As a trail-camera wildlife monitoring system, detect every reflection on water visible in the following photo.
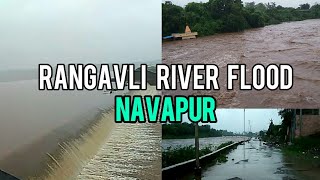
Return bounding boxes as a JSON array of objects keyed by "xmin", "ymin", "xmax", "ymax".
[
  {"xmin": 202, "ymin": 140, "xmax": 299, "ymax": 180},
  {"xmin": 198, "ymin": 139, "xmax": 320, "ymax": 179}
]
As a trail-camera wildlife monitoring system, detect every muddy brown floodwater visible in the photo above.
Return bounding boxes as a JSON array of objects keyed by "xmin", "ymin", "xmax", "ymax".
[{"xmin": 163, "ymin": 19, "xmax": 320, "ymax": 108}]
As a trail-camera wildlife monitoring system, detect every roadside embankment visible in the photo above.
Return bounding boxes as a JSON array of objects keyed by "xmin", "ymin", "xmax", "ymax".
[{"xmin": 162, "ymin": 139, "xmax": 249, "ymax": 179}]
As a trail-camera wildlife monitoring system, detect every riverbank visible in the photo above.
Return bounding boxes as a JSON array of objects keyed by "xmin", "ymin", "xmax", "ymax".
[
  {"xmin": 163, "ymin": 19, "xmax": 320, "ymax": 108},
  {"xmin": 162, "ymin": 140, "xmax": 248, "ymax": 179},
  {"xmin": 162, "ymin": 141, "xmax": 233, "ymax": 168}
]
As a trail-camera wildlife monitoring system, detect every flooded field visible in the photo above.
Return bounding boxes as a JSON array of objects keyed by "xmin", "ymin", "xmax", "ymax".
[
  {"xmin": 162, "ymin": 136, "xmax": 246, "ymax": 150},
  {"xmin": 163, "ymin": 19, "xmax": 320, "ymax": 108}
]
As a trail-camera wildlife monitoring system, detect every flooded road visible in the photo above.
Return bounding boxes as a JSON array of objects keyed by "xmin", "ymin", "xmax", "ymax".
[
  {"xmin": 202, "ymin": 140, "xmax": 320, "ymax": 180},
  {"xmin": 163, "ymin": 19, "xmax": 320, "ymax": 108}
]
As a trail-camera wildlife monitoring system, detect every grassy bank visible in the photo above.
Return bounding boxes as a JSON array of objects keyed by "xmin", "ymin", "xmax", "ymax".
[
  {"xmin": 162, "ymin": 141, "xmax": 233, "ymax": 168},
  {"xmin": 282, "ymin": 135, "xmax": 320, "ymax": 161}
]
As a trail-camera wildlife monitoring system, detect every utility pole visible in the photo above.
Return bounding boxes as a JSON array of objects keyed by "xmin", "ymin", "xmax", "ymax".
[
  {"xmin": 300, "ymin": 109, "xmax": 302, "ymax": 137},
  {"xmin": 244, "ymin": 109, "xmax": 246, "ymax": 137},
  {"xmin": 195, "ymin": 123, "xmax": 201, "ymax": 175},
  {"xmin": 243, "ymin": 109, "xmax": 246, "ymax": 161},
  {"xmin": 291, "ymin": 109, "xmax": 297, "ymax": 143}
]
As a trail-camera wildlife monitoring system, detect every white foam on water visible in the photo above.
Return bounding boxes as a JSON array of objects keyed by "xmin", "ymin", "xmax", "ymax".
[{"xmin": 32, "ymin": 86, "xmax": 161, "ymax": 180}]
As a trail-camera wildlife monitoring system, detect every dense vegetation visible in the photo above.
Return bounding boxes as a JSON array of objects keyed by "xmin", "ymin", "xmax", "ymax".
[
  {"xmin": 162, "ymin": 141, "xmax": 233, "ymax": 167},
  {"xmin": 162, "ymin": 123, "xmax": 236, "ymax": 139},
  {"xmin": 260, "ymin": 109, "xmax": 320, "ymax": 162},
  {"xmin": 162, "ymin": 145, "xmax": 212, "ymax": 167},
  {"xmin": 163, "ymin": 0, "xmax": 320, "ymax": 36},
  {"xmin": 284, "ymin": 134, "xmax": 320, "ymax": 157},
  {"xmin": 261, "ymin": 109, "xmax": 320, "ymax": 144}
]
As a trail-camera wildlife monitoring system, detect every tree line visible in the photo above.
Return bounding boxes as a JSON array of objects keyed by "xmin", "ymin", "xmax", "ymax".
[
  {"xmin": 162, "ymin": 122, "xmax": 237, "ymax": 139},
  {"xmin": 261, "ymin": 109, "xmax": 320, "ymax": 143},
  {"xmin": 163, "ymin": 0, "xmax": 320, "ymax": 36}
]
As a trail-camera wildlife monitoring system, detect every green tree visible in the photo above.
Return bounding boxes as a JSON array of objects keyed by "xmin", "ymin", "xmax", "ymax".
[
  {"xmin": 299, "ymin": 3, "xmax": 310, "ymax": 10},
  {"xmin": 279, "ymin": 109, "xmax": 294, "ymax": 142},
  {"xmin": 185, "ymin": 2, "xmax": 209, "ymax": 27},
  {"xmin": 162, "ymin": 1, "xmax": 320, "ymax": 37},
  {"xmin": 162, "ymin": 1, "xmax": 185, "ymax": 36}
]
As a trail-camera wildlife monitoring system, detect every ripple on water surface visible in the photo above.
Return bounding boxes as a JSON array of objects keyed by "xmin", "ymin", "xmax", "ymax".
[{"xmin": 77, "ymin": 122, "xmax": 161, "ymax": 180}]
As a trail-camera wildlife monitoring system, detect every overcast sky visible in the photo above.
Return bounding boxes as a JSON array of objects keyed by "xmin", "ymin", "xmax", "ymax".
[
  {"xmin": 0, "ymin": 0, "xmax": 161, "ymax": 70},
  {"xmin": 164, "ymin": 0, "xmax": 319, "ymax": 7},
  {"xmin": 183, "ymin": 109, "xmax": 282, "ymax": 133}
]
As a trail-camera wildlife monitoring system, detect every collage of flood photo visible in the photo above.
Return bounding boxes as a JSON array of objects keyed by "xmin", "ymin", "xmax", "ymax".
[{"xmin": 1, "ymin": 0, "xmax": 320, "ymax": 180}]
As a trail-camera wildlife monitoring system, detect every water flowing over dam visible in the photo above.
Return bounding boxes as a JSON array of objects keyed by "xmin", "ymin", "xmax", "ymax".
[
  {"xmin": 0, "ymin": 79, "xmax": 160, "ymax": 179},
  {"xmin": 41, "ymin": 86, "xmax": 161, "ymax": 180},
  {"xmin": 77, "ymin": 122, "xmax": 161, "ymax": 179}
]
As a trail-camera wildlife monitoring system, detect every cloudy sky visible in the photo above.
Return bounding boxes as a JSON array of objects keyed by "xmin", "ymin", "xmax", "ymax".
[
  {"xmin": 0, "ymin": 0, "xmax": 161, "ymax": 70},
  {"xmin": 164, "ymin": 0, "xmax": 319, "ymax": 7},
  {"xmin": 183, "ymin": 109, "xmax": 283, "ymax": 133}
]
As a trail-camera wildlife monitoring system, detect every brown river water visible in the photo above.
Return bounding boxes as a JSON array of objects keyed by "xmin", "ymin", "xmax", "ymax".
[{"xmin": 163, "ymin": 19, "xmax": 320, "ymax": 108}]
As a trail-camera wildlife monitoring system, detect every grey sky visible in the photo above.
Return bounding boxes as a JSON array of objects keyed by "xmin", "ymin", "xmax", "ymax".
[
  {"xmin": 164, "ymin": 0, "xmax": 319, "ymax": 7},
  {"xmin": 0, "ymin": 0, "xmax": 161, "ymax": 70},
  {"xmin": 183, "ymin": 109, "xmax": 282, "ymax": 133}
]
